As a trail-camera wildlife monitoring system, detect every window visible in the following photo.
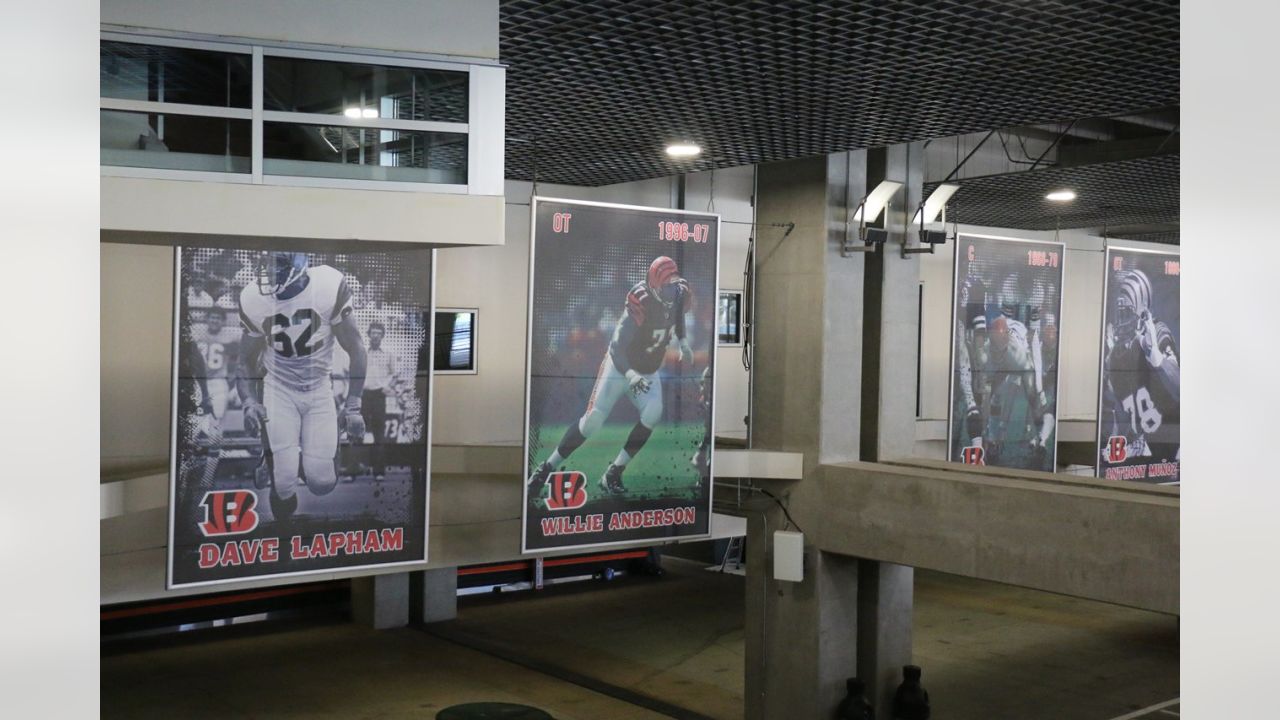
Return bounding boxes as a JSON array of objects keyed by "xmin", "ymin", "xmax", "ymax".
[
  {"xmin": 100, "ymin": 34, "xmax": 499, "ymax": 192},
  {"xmin": 434, "ymin": 309, "xmax": 477, "ymax": 373},
  {"xmin": 718, "ymin": 292, "xmax": 742, "ymax": 345}
]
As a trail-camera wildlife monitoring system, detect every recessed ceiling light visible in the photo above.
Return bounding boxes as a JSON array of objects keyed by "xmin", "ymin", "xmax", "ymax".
[
  {"xmin": 343, "ymin": 107, "xmax": 363, "ymax": 119},
  {"xmin": 1045, "ymin": 189, "xmax": 1076, "ymax": 202},
  {"xmin": 665, "ymin": 143, "xmax": 701, "ymax": 158}
]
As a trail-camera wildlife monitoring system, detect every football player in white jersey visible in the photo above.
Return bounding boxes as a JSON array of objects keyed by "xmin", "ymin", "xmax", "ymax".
[
  {"xmin": 234, "ymin": 251, "xmax": 368, "ymax": 521},
  {"xmin": 191, "ymin": 309, "xmax": 240, "ymax": 420}
]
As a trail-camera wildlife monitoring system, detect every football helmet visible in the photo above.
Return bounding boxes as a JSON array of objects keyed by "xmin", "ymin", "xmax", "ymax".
[
  {"xmin": 647, "ymin": 256, "xmax": 687, "ymax": 309},
  {"xmin": 1111, "ymin": 269, "xmax": 1153, "ymax": 341},
  {"xmin": 256, "ymin": 251, "xmax": 310, "ymax": 296}
]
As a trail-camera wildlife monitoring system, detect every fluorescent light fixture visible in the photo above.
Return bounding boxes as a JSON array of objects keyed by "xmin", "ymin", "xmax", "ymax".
[
  {"xmin": 343, "ymin": 107, "xmax": 362, "ymax": 119},
  {"xmin": 1046, "ymin": 189, "xmax": 1077, "ymax": 202},
  {"xmin": 665, "ymin": 142, "xmax": 702, "ymax": 158},
  {"xmin": 851, "ymin": 180, "xmax": 904, "ymax": 223},
  {"xmin": 361, "ymin": 108, "xmax": 379, "ymax": 118},
  {"xmin": 913, "ymin": 183, "xmax": 961, "ymax": 224}
]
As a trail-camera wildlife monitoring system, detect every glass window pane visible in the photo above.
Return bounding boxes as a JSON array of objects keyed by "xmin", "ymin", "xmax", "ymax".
[
  {"xmin": 100, "ymin": 41, "xmax": 251, "ymax": 107},
  {"xmin": 264, "ymin": 56, "xmax": 468, "ymax": 123},
  {"xmin": 434, "ymin": 311, "xmax": 476, "ymax": 371},
  {"xmin": 718, "ymin": 293, "xmax": 741, "ymax": 344},
  {"xmin": 264, "ymin": 123, "xmax": 467, "ymax": 184},
  {"xmin": 101, "ymin": 111, "xmax": 250, "ymax": 173}
]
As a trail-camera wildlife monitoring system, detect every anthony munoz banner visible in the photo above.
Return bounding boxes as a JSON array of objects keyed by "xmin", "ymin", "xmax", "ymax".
[
  {"xmin": 1096, "ymin": 247, "xmax": 1180, "ymax": 484},
  {"xmin": 168, "ymin": 247, "xmax": 433, "ymax": 588},
  {"xmin": 948, "ymin": 234, "xmax": 1065, "ymax": 471},
  {"xmin": 523, "ymin": 198, "xmax": 719, "ymax": 552}
]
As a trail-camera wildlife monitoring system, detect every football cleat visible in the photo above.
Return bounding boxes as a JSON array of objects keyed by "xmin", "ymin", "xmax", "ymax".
[
  {"xmin": 599, "ymin": 463, "xmax": 627, "ymax": 494},
  {"xmin": 527, "ymin": 461, "xmax": 553, "ymax": 497},
  {"xmin": 269, "ymin": 486, "xmax": 297, "ymax": 522}
]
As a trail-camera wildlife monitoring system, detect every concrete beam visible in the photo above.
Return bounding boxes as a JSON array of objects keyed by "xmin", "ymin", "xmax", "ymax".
[{"xmin": 815, "ymin": 461, "xmax": 1179, "ymax": 614}]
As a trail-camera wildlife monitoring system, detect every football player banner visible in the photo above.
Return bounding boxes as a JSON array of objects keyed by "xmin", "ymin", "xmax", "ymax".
[
  {"xmin": 167, "ymin": 247, "xmax": 434, "ymax": 588},
  {"xmin": 523, "ymin": 198, "xmax": 719, "ymax": 552},
  {"xmin": 1095, "ymin": 248, "xmax": 1180, "ymax": 484},
  {"xmin": 948, "ymin": 234, "xmax": 1065, "ymax": 471}
]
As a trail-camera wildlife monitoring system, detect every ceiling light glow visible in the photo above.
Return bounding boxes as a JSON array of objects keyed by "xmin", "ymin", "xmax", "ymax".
[
  {"xmin": 665, "ymin": 143, "xmax": 701, "ymax": 158},
  {"xmin": 362, "ymin": 108, "xmax": 379, "ymax": 118},
  {"xmin": 1045, "ymin": 189, "xmax": 1076, "ymax": 202},
  {"xmin": 343, "ymin": 107, "xmax": 363, "ymax": 119}
]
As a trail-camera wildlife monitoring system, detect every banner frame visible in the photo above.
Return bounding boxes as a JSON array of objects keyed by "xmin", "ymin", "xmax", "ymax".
[
  {"xmin": 164, "ymin": 247, "xmax": 436, "ymax": 590},
  {"xmin": 1094, "ymin": 243, "xmax": 1180, "ymax": 481},
  {"xmin": 945, "ymin": 232, "xmax": 1067, "ymax": 472},
  {"xmin": 521, "ymin": 196, "xmax": 722, "ymax": 554}
]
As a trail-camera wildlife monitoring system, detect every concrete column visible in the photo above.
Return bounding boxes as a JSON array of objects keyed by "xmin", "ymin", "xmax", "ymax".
[
  {"xmin": 744, "ymin": 512, "xmax": 860, "ymax": 720},
  {"xmin": 351, "ymin": 572, "xmax": 410, "ymax": 629},
  {"xmin": 746, "ymin": 153, "xmax": 866, "ymax": 719},
  {"xmin": 858, "ymin": 560, "xmax": 915, "ymax": 717},
  {"xmin": 861, "ymin": 142, "xmax": 925, "ymax": 463},
  {"xmin": 410, "ymin": 567, "xmax": 458, "ymax": 624}
]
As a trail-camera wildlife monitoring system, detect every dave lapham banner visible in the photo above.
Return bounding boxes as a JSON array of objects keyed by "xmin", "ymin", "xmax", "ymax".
[
  {"xmin": 167, "ymin": 247, "xmax": 433, "ymax": 588},
  {"xmin": 522, "ymin": 198, "xmax": 719, "ymax": 552},
  {"xmin": 948, "ymin": 234, "xmax": 1065, "ymax": 471},
  {"xmin": 1095, "ymin": 248, "xmax": 1180, "ymax": 484}
]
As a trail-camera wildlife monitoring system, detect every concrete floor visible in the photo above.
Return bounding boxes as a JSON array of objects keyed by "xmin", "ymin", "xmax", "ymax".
[
  {"xmin": 102, "ymin": 559, "xmax": 1178, "ymax": 720},
  {"xmin": 102, "ymin": 623, "xmax": 668, "ymax": 719}
]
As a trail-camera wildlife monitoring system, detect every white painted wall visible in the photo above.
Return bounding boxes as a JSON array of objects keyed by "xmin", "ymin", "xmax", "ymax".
[
  {"xmin": 431, "ymin": 165, "xmax": 756, "ymax": 445},
  {"xmin": 102, "ymin": 0, "xmax": 499, "ymax": 60}
]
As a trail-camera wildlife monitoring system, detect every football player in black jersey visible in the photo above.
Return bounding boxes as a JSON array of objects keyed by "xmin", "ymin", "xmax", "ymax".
[
  {"xmin": 1101, "ymin": 269, "xmax": 1180, "ymax": 469},
  {"xmin": 529, "ymin": 256, "xmax": 693, "ymax": 497}
]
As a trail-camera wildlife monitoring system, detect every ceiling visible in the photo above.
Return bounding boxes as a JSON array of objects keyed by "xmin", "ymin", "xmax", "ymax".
[
  {"xmin": 500, "ymin": 0, "xmax": 1180, "ymax": 188},
  {"xmin": 926, "ymin": 153, "xmax": 1180, "ymax": 240}
]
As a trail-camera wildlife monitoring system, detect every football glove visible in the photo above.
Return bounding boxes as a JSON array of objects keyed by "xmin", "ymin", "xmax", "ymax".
[
  {"xmin": 679, "ymin": 339, "xmax": 693, "ymax": 364},
  {"xmin": 964, "ymin": 404, "xmax": 983, "ymax": 440},
  {"xmin": 243, "ymin": 399, "xmax": 267, "ymax": 435},
  {"xmin": 625, "ymin": 369, "xmax": 651, "ymax": 396},
  {"xmin": 342, "ymin": 403, "xmax": 366, "ymax": 442}
]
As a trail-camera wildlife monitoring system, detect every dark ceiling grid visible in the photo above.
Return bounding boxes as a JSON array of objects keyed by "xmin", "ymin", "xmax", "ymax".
[
  {"xmin": 500, "ymin": 0, "xmax": 1179, "ymax": 187},
  {"xmin": 925, "ymin": 154, "xmax": 1179, "ymax": 238}
]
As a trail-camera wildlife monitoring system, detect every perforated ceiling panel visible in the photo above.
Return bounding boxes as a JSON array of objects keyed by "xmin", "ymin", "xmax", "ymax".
[
  {"xmin": 501, "ymin": 0, "xmax": 1179, "ymax": 186},
  {"xmin": 926, "ymin": 154, "xmax": 1179, "ymax": 237}
]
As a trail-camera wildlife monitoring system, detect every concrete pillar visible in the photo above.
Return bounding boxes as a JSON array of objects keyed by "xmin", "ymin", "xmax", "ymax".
[
  {"xmin": 746, "ymin": 153, "xmax": 866, "ymax": 719},
  {"xmin": 857, "ymin": 141, "xmax": 924, "ymax": 712},
  {"xmin": 351, "ymin": 572, "xmax": 410, "ymax": 629},
  {"xmin": 746, "ymin": 146, "xmax": 923, "ymax": 719},
  {"xmin": 858, "ymin": 560, "xmax": 915, "ymax": 717},
  {"xmin": 410, "ymin": 566, "xmax": 458, "ymax": 624}
]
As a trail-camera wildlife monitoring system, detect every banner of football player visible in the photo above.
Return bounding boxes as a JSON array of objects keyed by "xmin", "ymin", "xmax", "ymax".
[
  {"xmin": 523, "ymin": 198, "xmax": 719, "ymax": 552},
  {"xmin": 1095, "ymin": 248, "xmax": 1180, "ymax": 484},
  {"xmin": 168, "ymin": 247, "xmax": 434, "ymax": 588},
  {"xmin": 948, "ymin": 234, "xmax": 1064, "ymax": 471}
]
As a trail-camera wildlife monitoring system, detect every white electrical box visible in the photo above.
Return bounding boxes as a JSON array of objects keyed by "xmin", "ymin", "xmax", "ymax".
[{"xmin": 773, "ymin": 530, "xmax": 805, "ymax": 582}]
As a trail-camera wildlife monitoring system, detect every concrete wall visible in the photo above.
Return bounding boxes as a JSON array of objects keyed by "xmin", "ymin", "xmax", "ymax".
[{"xmin": 102, "ymin": 0, "xmax": 499, "ymax": 60}]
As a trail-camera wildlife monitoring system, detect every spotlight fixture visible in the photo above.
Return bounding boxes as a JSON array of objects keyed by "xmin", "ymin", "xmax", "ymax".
[
  {"xmin": 912, "ymin": 183, "xmax": 961, "ymax": 225},
  {"xmin": 842, "ymin": 181, "xmax": 904, "ymax": 255},
  {"xmin": 665, "ymin": 143, "xmax": 702, "ymax": 158},
  {"xmin": 1045, "ymin": 189, "xmax": 1077, "ymax": 202}
]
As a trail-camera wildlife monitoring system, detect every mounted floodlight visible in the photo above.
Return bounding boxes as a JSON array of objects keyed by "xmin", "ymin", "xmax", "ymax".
[
  {"xmin": 850, "ymin": 180, "xmax": 904, "ymax": 224},
  {"xmin": 1045, "ymin": 189, "xmax": 1077, "ymax": 202},
  {"xmin": 913, "ymin": 183, "xmax": 961, "ymax": 225},
  {"xmin": 665, "ymin": 142, "xmax": 702, "ymax": 158}
]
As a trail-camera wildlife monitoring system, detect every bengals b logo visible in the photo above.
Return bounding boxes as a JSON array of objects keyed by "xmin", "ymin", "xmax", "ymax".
[
  {"xmin": 198, "ymin": 490, "xmax": 260, "ymax": 537},
  {"xmin": 961, "ymin": 445, "xmax": 985, "ymax": 466},
  {"xmin": 1107, "ymin": 435, "xmax": 1128, "ymax": 464},
  {"xmin": 545, "ymin": 471, "xmax": 588, "ymax": 511}
]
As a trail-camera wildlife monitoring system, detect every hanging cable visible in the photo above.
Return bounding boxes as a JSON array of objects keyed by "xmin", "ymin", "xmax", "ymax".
[{"xmin": 757, "ymin": 487, "xmax": 804, "ymax": 534}]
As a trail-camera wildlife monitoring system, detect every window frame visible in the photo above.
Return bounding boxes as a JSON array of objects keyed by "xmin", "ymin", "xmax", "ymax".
[
  {"xmin": 433, "ymin": 307, "xmax": 479, "ymax": 375},
  {"xmin": 99, "ymin": 31, "xmax": 501, "ymax": 196},
  {"xmin": 717, "ymin": 290, "xmax": 744, "ymax": 347}
]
